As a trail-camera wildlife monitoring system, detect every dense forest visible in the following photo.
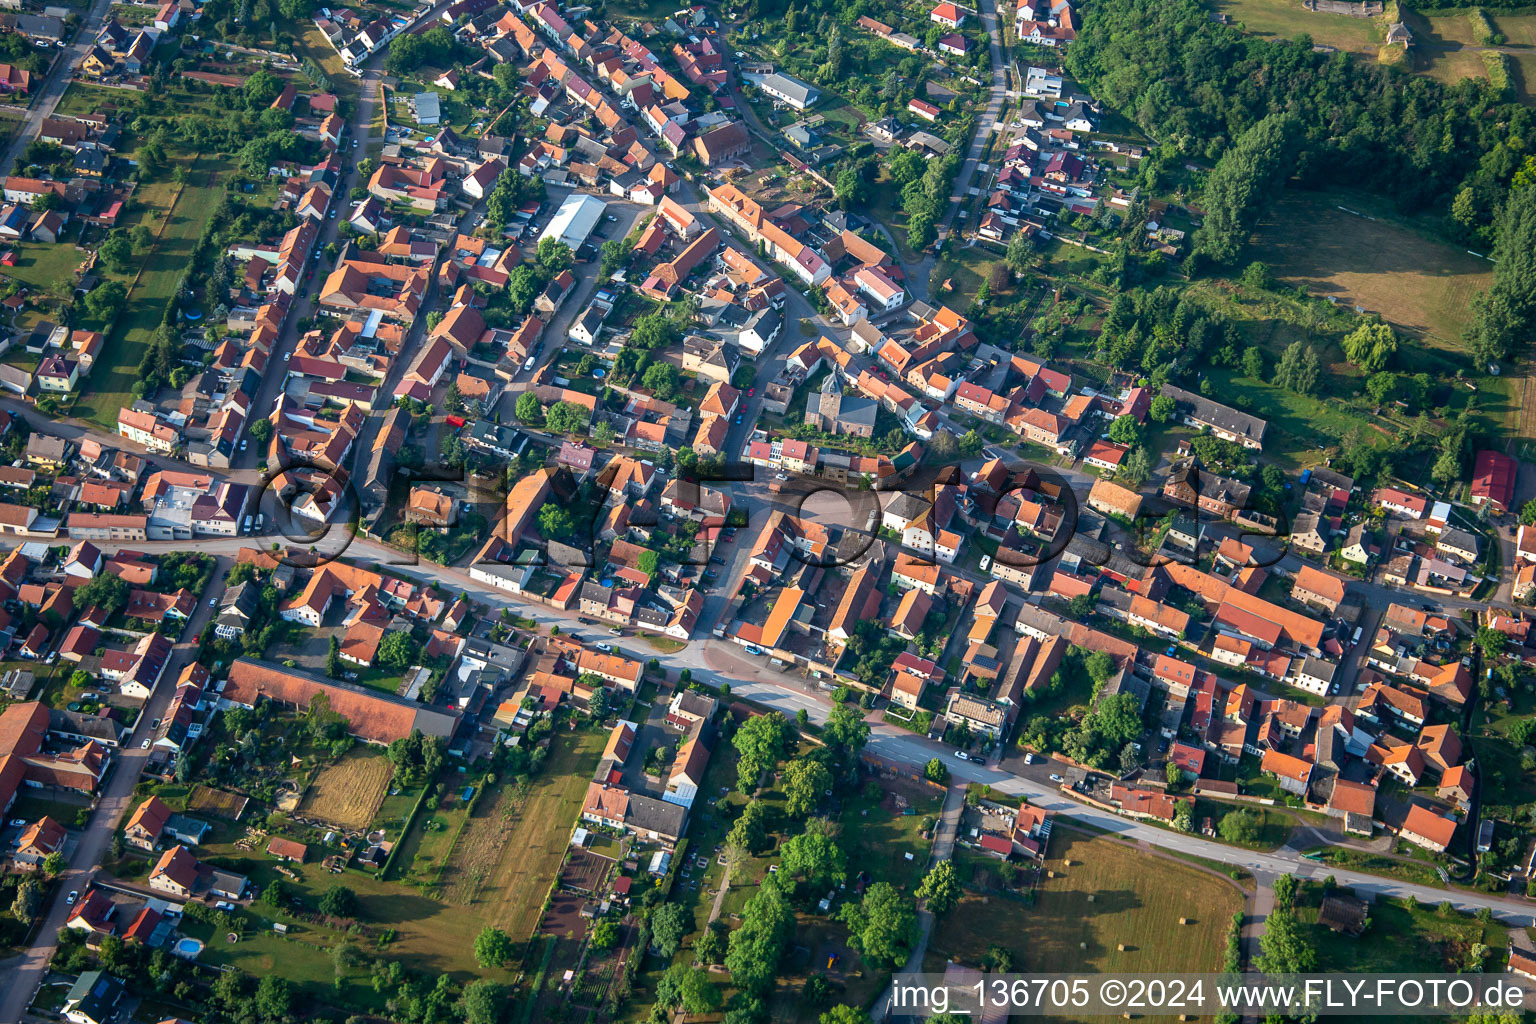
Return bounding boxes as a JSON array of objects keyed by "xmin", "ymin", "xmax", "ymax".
[
  {"xmin": 1066, "ymin": 0, "xmax": 1536, "ymax": 362},
  {"xmin": 1066, "ymin": 0, "xmax": 1532, "ymax": 240}
]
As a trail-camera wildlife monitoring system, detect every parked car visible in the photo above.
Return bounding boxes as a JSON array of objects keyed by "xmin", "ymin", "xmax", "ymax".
[
  {"xmin": 66, "ymin": 891, "xmax": 78, "ymax": 906},
  {"xmin": 742, "ymin": 643, "xmax": 765, "ymax": 656},
  {"xmin": 1049, "ymin": 773, "xmax": 1064, "ymax": 783},
  {"xmin": 594, "ymin": 642, "xmax": 613, "ymax": 654}
]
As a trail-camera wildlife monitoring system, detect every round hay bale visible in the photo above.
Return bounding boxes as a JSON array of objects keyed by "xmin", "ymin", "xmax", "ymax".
[
  {"xmin": 1087, "ymin": 894, "xmax": 1095, "ymax": 902},
  {"xmin": 1117, "ymin": 943, "xmax": 1126, "ymax": 951},
  {"xmin": 1179, "ymin": 917, "xmax": 1189, "ymax": 925},
  {"xmin": 1047, "ymin": 870, "xmax": 1055, "ymax": 878},
  {"xmin": 1080, "ymin": 942, "xmax": 1087, "ymax": 950}
]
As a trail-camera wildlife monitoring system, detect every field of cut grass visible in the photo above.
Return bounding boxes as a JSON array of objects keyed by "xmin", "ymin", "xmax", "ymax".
[
  {"xmin": 1251, "ymin": 192, "xmax": 1493, "ymax": 353},
  {"xmin": 1210, "ymin": 0, "xmax": 1382, "ymax": 53},
  {"xmin": 298, "ymin": 750, "xmax": 394, "ymax": 830},
  {"xmin": 928, "ymin": 830, "xmax": 1244, "ymax": 976}
]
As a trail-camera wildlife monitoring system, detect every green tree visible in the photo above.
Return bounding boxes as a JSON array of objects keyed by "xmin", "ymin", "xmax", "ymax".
[
  {"xmin": 248, "ymin": 418, "xmax": 273, "ymax": 445},
  {"xmin": 914, "ymin": 860, "xmax": 961, "ymax": 916},
  {"xmin": 1364, "ymin": 371, "xmax": 1398, "ymax": 405},
  {"xmin": 325, "ymin": 635, "xmax": 342, "ymax": 679},
  {"xmin": 1119, "ymin": 445, "xmax": 1153, "ymax": 488},
  {"xmin": 1194, "ymin": 113, "xmax": 1296, "ymax": 264},
  {"xmin": 650, "ymin": 902, "xmax": 691, "ymax": 959},
  {"xmin": 1256, "ymin": 908, "xmax": 1316, "ymax": 974},
  {"xmin": 924, "ymin": 757, "xmax": 949, "ymax": 784},
  {"xmin": 1218, "ymin": 809, "xmax": 1262, "ymax": 845},
  {"xmin": 475, "ymin": 925, "xmax": 515, "ymax": 968},
  {"xmin": 545, "ymin": 400, "xmax": 588, "ymax": 435},
  {"xmin": 515, "ymin": 390, "xmax": 543, "ymax": 425},
  {"xmin": 783, "ymin": 758, "xmax": 833, "ymax": 818},
  {"xmin": 318, "ymin": 885, "xmax": 356, "ymax": 919},
  {"xmin": 1271, "ymin": 872, "xmax": 1298, "ymax": 909},
  {"xmin": 823, "ymin": 703, "xmax": 871, "ymax": 769},
  {"xmin": 1149, "ymin": 394, "xmax": 1176, "ymax": 422},
  {"xmin": 695, "ymin": 922, "xmax": 726, "ymax": 964},
  {"xmin": 1341, "ymin": 321, "xmax": 1398, "ymax": 373},
  {"xmin": 1240, "ymin": 347, "xmax": 1265, "ymax": 379},
  {"xmin": 1476, "ymin": 626, "xmax": 1508, "ymax": 660},
  {"xmin": 726, "ymin": 801, "xmax": 769, "ymax": 860},
  {"xmin": 74, "ymin": 573, "xmax": 130, "ymax": 616},
  {"xmin": 98, "ymin": 233, "xmax": 133, "ymax": 273},
  {"xmin": 834, "ymin": 166, "xmax": 869, "ymax": 210},
  {"xmin": 460, "ymin": 979, "xmax": 505, "ymax": 1024},
  {"xmin": 84, "ymin": 280, "xmax": 127, "ymax": 323},
  {"xmin": 1005, "ymin": 232, "xmax": 1033, "ymax": 274},
  {"xmin": 1165, "ymin": 761, "xmax": 1185, "ymax": 788},
  {"xmin": 780, "ymin": 821, "xmax": 847, "ymax": 889},
  {"xmin": 1470, "ymin": 183, "xmax": 1536, "ymax": 366},
  {"xmin": 837, "ymin": 881, "xmax": 916, "ymax": 967},
  {"xmin": 254, "ymin": 976, "xmax": 293, "ymax": 1022},
  {"xmin": 11, "ymin": 878, "xmax": 42, "ymax": 923},
  {"xmin": 641, "ymin": 361, "xmax": 679, "ymax": 401},
  {"xmin": 537, "ymin": 237, "xmax": 574, "ymax": 274},
  {"xmin": 820, "ymin": 1007, "xmax": 871, "ymax": 1024},
  {"xmin": 590, "ymin": 919, "xmax": 619, "ymax": 950},
  {"xmin": 733, "ymin": 711, "xmax": 789, "ymax": 791},
  {"xmin": 1107, "ymin": 414, "xmax": 1141, "ymax": 445},
  {"xmin": 376, "ymin": 631, "xmax": 420, "ymax": 672},
  {"xmin": 1272, "ymin": 341, "xmax": 1320, "ymax": 395},
  {"xmin": 726, "ymin": 876, "xmax": 795, "ymax": 994},
  {"xmin": 656, "ymin": 964, "xmax": 724, "ymax": 1014}
]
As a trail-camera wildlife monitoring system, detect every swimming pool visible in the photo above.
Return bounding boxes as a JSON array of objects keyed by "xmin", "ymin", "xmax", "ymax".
[{"xmin": 174, "ymin": 938, "xmax": 203, "ymax": 958}]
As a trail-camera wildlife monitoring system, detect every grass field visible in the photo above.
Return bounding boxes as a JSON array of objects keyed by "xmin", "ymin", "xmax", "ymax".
[
  {"xmin": 1295, "ymin": 881, "xmax": 1509, "ymax": 972},
  {"xmin": 928, "ymin": 831, "xmax": 1243, "ymax": 978},
  {"xmin": 74, "ymin": 155, "xmax": 226, "ymax": 430},
  {"xmin": 294, "ymin": 27, "xmax": 357, "ymax": 102},
  {"xmin": 1252, "ymin": 192, "xmax": 1493, "ymax": 352},
  {"xmin": 1202, "ymin": 0, "xmax": 1534, "ymax": 95},
  {"xmin": 180, "ymin": 729, "xmax": 608, "ymax": 1015},
  {"xmin": 407, "ymin": 728, "xmax": 604, "ymax": 938},
  {"xmin": 1210, "ymin": 0, "xmax": 1382, "ymax": 53},
  {"xmin": 298, "ymin": 751, "xmax": 394, "ymax": 830},
  {"xmin": 836, "ymin": 778, "xmax": 945, "ymax": 892}
]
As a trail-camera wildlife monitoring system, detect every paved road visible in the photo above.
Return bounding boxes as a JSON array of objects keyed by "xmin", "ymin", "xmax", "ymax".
[
  {"xmin": 233, "ymin": 63, "xmax": 391, "ymax": 474},
  {"xmin": 936, "ymin": 0, "xmax": 1007, "ymax": 244},
  {"xmin": 0, "ymin": 561, "xmax": 228, "ymax": 1024},
  {"xmin": 0, "ymin": 0, "xmax": 118, "ymax": 180}
]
